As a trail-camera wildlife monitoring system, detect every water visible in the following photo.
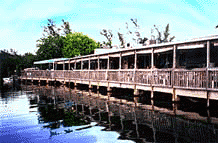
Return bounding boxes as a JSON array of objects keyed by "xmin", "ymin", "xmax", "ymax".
[{"xmin": 1, "ymin": 84, "xmax": 218, "ymax": 143}]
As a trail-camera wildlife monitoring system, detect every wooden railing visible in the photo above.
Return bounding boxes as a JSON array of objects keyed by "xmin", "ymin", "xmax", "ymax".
[
  {"xmin": 174, "ymin": 68, "xmax": 207, "ymax": 89},
  {"xmin": 21, "ymin": 68, "xmax": 218, "ymax": 90}
]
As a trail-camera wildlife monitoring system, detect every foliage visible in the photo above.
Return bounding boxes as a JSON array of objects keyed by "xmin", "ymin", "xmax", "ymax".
[
  {"xmin": 63, "ymin": 32, "xmax": 100, "ymax": 58},
  {"xmin": 36, "ymin": 19, "xmax": 70, "ymax": 60},
  {"xmin": 154, "ymin": 23, "xmax": 175, "ymax": 43},
  {"xmin": 100, "ymin": 29, "xmax": 113, "ymax": 48},
  {"xmin": 120, "ymin": 18, "xmax": 148, "ymax": 47},
  {"xmin": 117, "ymin": 31, "xmax": 125, "ymax": 48},
  {"xmin": 0, "ymin": 49, "xmax": 37, "ymax": 77},
  {"xmin": 36, "ymin": 35, "xmax": 64, "ymax": 60}
]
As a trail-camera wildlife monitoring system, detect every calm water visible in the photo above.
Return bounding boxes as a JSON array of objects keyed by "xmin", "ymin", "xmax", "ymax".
[{"xmin": 1, "ymin": 84, "xmax": 218, "ymax": 143}]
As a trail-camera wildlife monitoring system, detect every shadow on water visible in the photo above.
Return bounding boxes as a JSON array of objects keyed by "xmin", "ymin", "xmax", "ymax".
[{"xmin": 21, "ymin": 84, "xmax": 218, "ymax": 143}]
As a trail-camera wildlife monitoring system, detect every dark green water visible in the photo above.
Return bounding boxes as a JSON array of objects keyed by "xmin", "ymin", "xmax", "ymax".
[{"xmin": 1, "ymin": 84, "xmax": 218, "ymax": 143}]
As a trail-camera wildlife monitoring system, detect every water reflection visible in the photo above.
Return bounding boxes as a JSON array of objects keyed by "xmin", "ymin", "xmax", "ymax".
[{"xmin": 21, "ymin": 84, "xmax": 218, "ymax": 143}]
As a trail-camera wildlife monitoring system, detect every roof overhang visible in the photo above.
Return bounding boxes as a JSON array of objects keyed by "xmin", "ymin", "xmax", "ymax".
[{"xmin": 34, "ymin": 58, "xmax": 70, "ymax": 65}]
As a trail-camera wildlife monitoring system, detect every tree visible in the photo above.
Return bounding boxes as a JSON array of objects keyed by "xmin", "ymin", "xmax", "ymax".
[
  {"xmin": 63, "ymin": 32, "xmax": 100, "ymax": 58},
  {"xmin": 124, "ymin": 18, "xmax": 148, "ymax": 46},
  {"xmin": 36, "ymin": 19, "xmax": 70, "ymax": 60},
  {"xmin": 117, "ymin": 31, "xmax": 125, "ymax": 48},
  {"xmin": 154, "ymin": 23, "xmax": 175, "ymax": 43},
  {"xmin": 100, "ymin": 29, "xmax": 113, "ymax": 48},
  {"xmin": 36, "ymin": 35, "xmax": 64, "ymax": 60}
]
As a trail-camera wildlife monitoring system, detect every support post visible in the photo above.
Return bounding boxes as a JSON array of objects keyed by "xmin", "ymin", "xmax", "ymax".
[
  {"xmin": 119, "ymin": 53, "xmax": 122, "ymax": 82},
  {"xmin": 68, "ymin": 60, "xmax": 70, "ymax": 70},
  {"xmin": 206, "ymin": 41, "xmax": 210, "ymax": 108},
  {"xmin": 106, "ymin": 55, "xmax": 110, "ymax": 81},
  {"xmin": 89, "ymin": 82, "xmax": 92, "ymax": 96},
  {"xmin": 207, "ymin": 41, "xmax": 210, "ymax": 68},
  {"xmin": 151, "ymin": 48, "xmax": 154, "ymax": 69},
  {"xmin": 98, "ymin": 57, "xmax": 100, "ymax": 70},
  {"xmin": 134, "ymin": 50, "xmax": 137, "ymax": 83},
  {"xmin": 133, "ymin": 89, "xmax": 139, "ymax": 105},
  {"xmin": 107, "ymin": 86, "xmax": 112, "ymax": 100},
  {"xmin": 74, "ymin": 61, "xmax": 76, "ymax": 70},
  {"xmin": 81, "ymin": 61, "xmax": 83, "ymax": 70}
]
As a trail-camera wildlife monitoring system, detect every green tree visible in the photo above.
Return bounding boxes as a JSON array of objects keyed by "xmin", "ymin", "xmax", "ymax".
[
  {"xmin": 63, "ymin": 32, "xmax": 100, "ymax": 58},
  {"xmin": 36, "ymin": 35, "xmax": 64, "ymax": 60},
  {"xmin": 36, "ymin": 19, "xmax": 70, "ymax": 60},
  {"xmin": 100, "ymin": 29, "xmax": 113, "ymax": 48},
  {"xmin": 154, "ymin": 23, "xmax": 175, "ymax": 43}
]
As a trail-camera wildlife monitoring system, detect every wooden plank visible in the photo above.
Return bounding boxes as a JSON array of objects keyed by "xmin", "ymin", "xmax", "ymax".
[
  {"xmin": 154, "ymin": 47, "xmax": 173, "ymax": 53},
  {"xmin": 136, "ymin": 49, "xmax": 152, "ymax": 54},
  {"xmin": 177, "ymin": 43, "xmax": 205, "ymax": 50}
]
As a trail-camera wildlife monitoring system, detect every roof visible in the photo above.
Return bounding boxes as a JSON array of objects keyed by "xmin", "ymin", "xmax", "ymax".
[{"xmin": 34, "ymin": 58, "xmax": 70, "ymax": 65}]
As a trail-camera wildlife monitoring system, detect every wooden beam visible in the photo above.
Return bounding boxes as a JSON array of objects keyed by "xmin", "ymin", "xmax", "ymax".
[
  {"xmin": 151, "ymin": 48, "xmax": 154, "ymax": 68},
  {"xmin": 98, "ymin": 57, "xmax": 100, "ymax": 70},
  {"xmin": 173, "ymin": 45, "xmax": 177, "ymax": 69},
  {"xmin": 207, "ymin": 41, "xmax": 210, "ymax": 68}
]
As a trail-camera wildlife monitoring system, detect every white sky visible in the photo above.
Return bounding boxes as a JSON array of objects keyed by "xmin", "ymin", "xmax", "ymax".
[{"xmin": 1, "ymin": 0, "xmax": 218, "ymax": 55}]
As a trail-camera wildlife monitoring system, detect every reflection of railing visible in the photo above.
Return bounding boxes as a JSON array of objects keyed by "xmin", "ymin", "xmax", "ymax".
[{"xmin": 21, "ymin": 68, "xmax": 218, "ymax": 90}]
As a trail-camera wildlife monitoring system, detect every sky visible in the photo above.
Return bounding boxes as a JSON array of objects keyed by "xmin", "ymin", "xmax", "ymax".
[{"xmin": 1, "ymin": 0, "xmax": 218, "ymax": 55}]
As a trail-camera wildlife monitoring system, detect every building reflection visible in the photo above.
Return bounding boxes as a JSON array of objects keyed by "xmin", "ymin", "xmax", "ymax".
[{"xmin": 24, "ymin": 84, "xmax": 218, "ymax": 143}]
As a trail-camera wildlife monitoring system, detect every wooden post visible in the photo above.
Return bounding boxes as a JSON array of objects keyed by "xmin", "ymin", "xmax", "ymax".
[
  {"xmin": 119, "ymin": 53, "xmax": 122, "ymax": 82},
  {"xmin": 106, "ymin": 55, "xmax": 110, "ymax": 81},
  {"xmin": 68, "ymin": 60, "xmax": 70, "ymax": 70},
  {"xmin": 98, "ymin": 57, "xmax": 100, "ymax": 70},
  {"xmin": 133, "ymin": 88, "xmax": 139, "ymax": 106},
  {"xmin": 207, "ymin": 41, "xmax": 210, "ymax": 68},
  {"xmin": 89, "ymin": 82, "xmax": 92, "ymax": 96},
  {"xmin": 74, "ymin": 61, "xmax": 76, "ymax": 70},
  {"xmin": 151, "ymin": 48, "xmax": 154, "ymax": 69},
  {"xmin": 172, "ymin": 45, "xmax": 177, "ymax": 101},
  {"xmin": 107, "ymin": 85, "xmax": 111, "ymax": 100},
  {"xmin": 81, "ymin": 61, "xmax": 83, "ymax": 70},
  {"xmin": 173, "ymin": 45, "xmax": 177, "ymax": 69},
  {"xmin": 134, "ymin": 50, "xmax": 137, "ymax": 83},
  {"xmin": 207, "ymin": 41, "xmax": 210, "ymax": 108}
]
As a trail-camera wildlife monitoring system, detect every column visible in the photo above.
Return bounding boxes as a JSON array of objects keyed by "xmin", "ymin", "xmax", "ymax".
[
  {"xmin": 107, "ymin": 85, "xmax": 112, "ymax": 100},
  {"xmin": 173, "ymin": 45, "xmax": 177, "ymax": 69},
  {"xmin": 133, "ymin": 89, "xmax": 139, "ymax": 105},
  {"xmin": 98, "ymin": 57, "xmax": 100, "ymax": 70},
  {"xmin": 68, "ymin": 61, "xmax": 70, "ymax": 70},
  {"xmin": 207, "ymin": 41, "xmax": 210, "ymax": 68},
  {"xmin": 74, "ymin": 61, "xmax": 76, "ymax": 69},
  {"xmin": 119, "ymin": 53, "xmax": 122, "ymax": 82},
  {"xmin": 151, "ymin": 48, "xmax": 154, "ymax": 68},
  {"xmin": 89, "ymin": 82, "xmax": 92, "ymax": 96},
  {"xmin": 134, "ymin": 50, "xmax": 137, "ymax": 83},
  {"xmin": 207, "ymin": 41, "xmax": 210, "ymax": 108}
]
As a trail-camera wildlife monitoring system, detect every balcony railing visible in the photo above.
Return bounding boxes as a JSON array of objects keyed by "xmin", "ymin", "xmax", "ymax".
[{"xmin": 21, "ymin": 68, "xmax": 218, "ymax": 90}]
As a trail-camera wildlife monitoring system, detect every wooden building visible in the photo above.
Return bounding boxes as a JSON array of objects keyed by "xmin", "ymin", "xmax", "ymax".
[{"xmin": 21, "ymin": 35, "xmax": 218, "ymax": 107}]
